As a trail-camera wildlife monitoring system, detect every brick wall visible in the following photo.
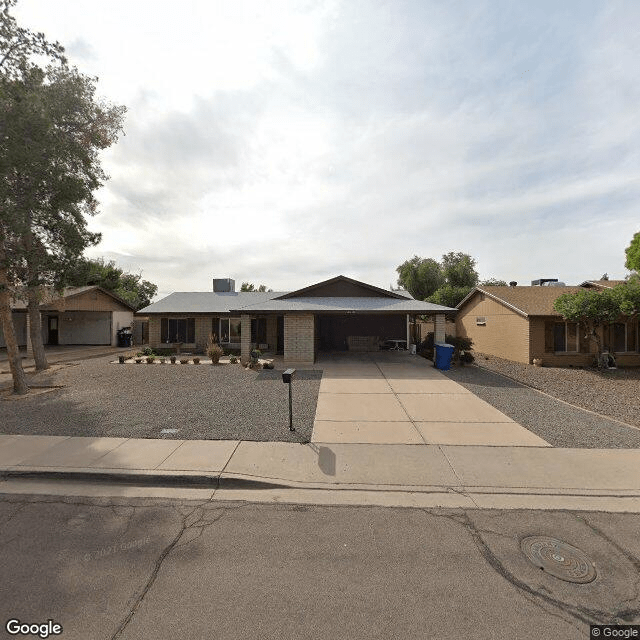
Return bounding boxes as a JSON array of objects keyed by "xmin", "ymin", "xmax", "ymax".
[
  {"xmin": 149, "ymin": 316, "xmax": 161, "ymax": 348},
  {"xmin": 284, "ymin": 314, "xmax": 315, "ymax": 364},
  {"xmin": 240, "ymin": 315, "xmax": 251, "ymax": 365},
  {"xmin": 195, "ymin": 317, "xmax": 214, "ymax": 352},
  {"xmin": 456, "ymin": 293, "xmax": 530, "ymax": 363}
]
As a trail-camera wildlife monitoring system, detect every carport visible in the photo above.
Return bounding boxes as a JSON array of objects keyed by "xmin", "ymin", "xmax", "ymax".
[{"xmin": 232, "ymin": 276, "xmax": 457, "ymax": 365}]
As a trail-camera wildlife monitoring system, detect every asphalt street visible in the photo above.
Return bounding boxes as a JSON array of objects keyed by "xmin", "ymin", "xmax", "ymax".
[{"xmin": 1, "ymin": 495, "xmax": 639, "ymax": 639}]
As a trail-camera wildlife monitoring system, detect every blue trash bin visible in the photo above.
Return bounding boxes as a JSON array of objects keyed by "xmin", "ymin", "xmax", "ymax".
[{"xmin": 434, "ymin": 343, "xmax": 455, "ymax": 370}]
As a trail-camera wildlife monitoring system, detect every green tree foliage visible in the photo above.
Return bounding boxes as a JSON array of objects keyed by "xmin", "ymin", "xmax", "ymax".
[
  {"xmin": 625, "ymin": 232, "xmax": 640, "ymax": 274},
  {"xmin": 612, "ymin": 276, "xmax": 640, "ymax": 320},
  {"xmin": 480, "ymin": 278, "xmax": 508, "ymax": 286},
  {"xmin": 427, "ymin": 285, "xmax": 473, "ymax": 308},
  {"xmin": 64, "ymin": 258, "xmax": 158, "ymax": 310},
  {"xmin": 0, "ymin": 0, "xmax": 66, "ymax": 79},
  {"xmin": 240, "ymin": 282, "xmax": 272, "ymax": 292},
  {"xmin": 395, "ymin": 256, "xmax": 444, "ymax": 300},
  {"xmin": 553, "ymin": 289, "xmax": 620, "ymax": 362},
  {"xmin": 0, "ymin": 0, "xmax": 69, "ymax": 391},
  {"xmin": 396, "ymin": 252, "xmax": 482, "ymax": 307},
  {"xmin": 440, "ymin": 252, "xmax": 479, "ymax": 288}
]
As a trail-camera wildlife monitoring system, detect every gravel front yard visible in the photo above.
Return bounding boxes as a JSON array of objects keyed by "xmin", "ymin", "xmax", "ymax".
[
  {"xmin": 442, "ymin": 355, "xmax": 640, "ymax": 449},
  {"xmin": 0, "ymin": 356, "xmax": 321, "ymax": 442}
]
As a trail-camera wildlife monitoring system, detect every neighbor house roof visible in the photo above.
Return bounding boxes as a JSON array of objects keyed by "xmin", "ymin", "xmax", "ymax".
[
  {"xmin": 457, "ymin": 286, "xmax": 585, "ymax": 318},
  {"xmin": 10, "ymin": 286, "xmax": 136, "ymax": 312},
  {"xmin": 579, "ymin": 279, "xmax": 627, "ymax": 289}
]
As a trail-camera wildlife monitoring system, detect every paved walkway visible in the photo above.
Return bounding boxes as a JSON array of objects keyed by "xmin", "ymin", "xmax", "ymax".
[
  {"xmin": 2, "ymin": 433, "xmax": 640, "ymax": 512},
  {"xmin": 312, "ymin": 353, "xmax": 550, "ymax": 446}
]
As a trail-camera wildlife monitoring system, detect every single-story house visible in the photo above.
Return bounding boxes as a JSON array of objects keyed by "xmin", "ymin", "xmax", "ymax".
[
  {"xmin": 0, "ymin": 286, "xmax": 135, "ymax": 349},
  {"xmin": 137, "ymin": 275, "xmax": 457, "ymax": 364},
  {"xmin": 455, "ymin": 283, "xmax": 640, "ymax": 367}
]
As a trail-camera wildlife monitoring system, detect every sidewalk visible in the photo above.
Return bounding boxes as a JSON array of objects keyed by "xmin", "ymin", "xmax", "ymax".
[{"xmin": 1, "ymin": 433, "xmax": 640, "ymax": 512}]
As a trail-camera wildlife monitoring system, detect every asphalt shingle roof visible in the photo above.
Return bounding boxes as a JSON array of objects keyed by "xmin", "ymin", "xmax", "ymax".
[
  {"xmin": 138, "ymin": 290, "xmax": 455, "ymax": 314},
  {"xmin": 468, "ymin": 286, "xmax": 587, "ymax": 317}
]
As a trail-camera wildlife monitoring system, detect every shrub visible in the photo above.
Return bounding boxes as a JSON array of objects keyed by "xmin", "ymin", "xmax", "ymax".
[
  {"xmin": 170, "ymin": 355, "xmax": 176, "ymax": 364},
  {"xmin": 146, "ymin": 356, "xmax": 155, "ymax": 364},
  {"xmin": 228, "ymin": 355, "xmax": 238, "ymax": 364},
  {"xmin": 250, "ymin": 348, "xmax": 262, "ymax": 364},
  {"xmin": 193, "ymin": 357, "xmax": 200, "ymax": 364},
  {"xmin": 417, "ymin": 333, "xmax": 474, "ymax": 362},
  {"xmin": 207, "ymin": 333, "xmax": 224, "ymax": 364},
  {"xmin": 180, "ymin": 358, "xmax": 189, "ymax": 365},
  {"xmin": 142, "ymin": 347, "xmax": 155, "ymax": 356},
  {"xmin": 159, "ymin": 357, "xmax": 166, "ymax": 364},
  {"xmin": 135, "ymin": 358, "xmax": 143, "ymax": 364},
  {"xmin": 262, "ymin": 362, "xmax": 274, "ymax": 370}
]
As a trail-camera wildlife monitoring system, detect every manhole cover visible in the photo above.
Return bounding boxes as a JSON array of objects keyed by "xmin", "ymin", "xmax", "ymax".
[{"xmin": 521, "ymin": 536, "xmax": 596, "ymax": 583}]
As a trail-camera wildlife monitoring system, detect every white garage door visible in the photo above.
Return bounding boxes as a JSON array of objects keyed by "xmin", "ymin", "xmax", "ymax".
[{"xmin": 60, "ymin": 312, "xmax": 111, "ymax": 345}]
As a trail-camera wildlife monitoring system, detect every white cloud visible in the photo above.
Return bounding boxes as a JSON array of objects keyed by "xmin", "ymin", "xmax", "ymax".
[{"xmin": 14, "ymin": 0, "xmax": 640, "ymax": 295}]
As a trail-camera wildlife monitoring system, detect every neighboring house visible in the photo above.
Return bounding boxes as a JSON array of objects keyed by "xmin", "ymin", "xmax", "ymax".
[
  {"xmin": 137, "ymin": 275, "xmax": 457, "ymax": 364},
  {"xmin": 456, "ymin": 284, "xmax": 640, "ymax": 367},
  {"xmin": 0, "ymin": 286, "xmax": 135, "ymax": 349},
  {"xmin": 579, "ymin": 279, "xmax": 627, "ymax": 289}
]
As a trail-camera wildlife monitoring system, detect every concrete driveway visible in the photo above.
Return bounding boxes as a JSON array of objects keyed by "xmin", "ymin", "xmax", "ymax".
[{"xmin": 312, "ymin": 352, "xmax": 550, "ymax": 447}]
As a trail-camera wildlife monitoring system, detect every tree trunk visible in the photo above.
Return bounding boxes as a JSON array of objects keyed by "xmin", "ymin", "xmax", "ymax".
[
  {"xmin": 0, "ymin": 267, "xmax": 29, "ymax": 395},
  {"xmin": 27, "ymin": 287, "xmax": 48, "ymax": 371}
]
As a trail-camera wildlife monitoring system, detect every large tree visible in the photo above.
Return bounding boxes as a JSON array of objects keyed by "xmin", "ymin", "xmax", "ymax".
[
  {"xmin": 625, "ymin": 231, "xmax": 640, "ymax": 274},
  {"xmin": 0, "ymin": 0, "xmax": 64, "ymax": 392},
  {"xmin": 64, "ymin": 257, "xmax": 157, "ymax": 310},
  {"xmin": 0, "ymin": 1, "xmax": 125, "ymax": 391}
]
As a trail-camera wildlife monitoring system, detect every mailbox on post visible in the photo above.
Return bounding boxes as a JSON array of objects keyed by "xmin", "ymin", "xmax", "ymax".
[{"xmin": 282, "ymin": 368, "xmax": 296, "ymax": 431}]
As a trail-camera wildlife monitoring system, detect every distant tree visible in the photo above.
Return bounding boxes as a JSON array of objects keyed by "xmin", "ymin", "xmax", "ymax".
[
  {"xmin": 600, "ymin": 273, "xmax": 609, "ymax": 281},
  {"xmin": 553, "ymin": 289, "xmax": 620, "ymax": 365},
  {"xmin": 64, "ymin": 258, "xmax": 157, "ymax": 310},
  {"xmin": 396, "ymin": 251, "xmax": 479, "ymax": 307},
  {"xmin": 427, "ymin": 284, "xmax": 472, "ymax": 308},
  {"xmin": 440, "ymin": 252, "xmax": 479, "ymax": 289},
  {"xmin": 625, "ymin": 232, "xmax": 640, "ymax": 274},
  {"xmin": 240, "ymin": 282, "xmax": 272, "ymax": 292},
  {"xmin": 396, "ymin": 256, "xmax": 444, "ymax": 300},
  {"xmin": 480, "ymin": 278, "xmax": 508, "ymax": 287}
]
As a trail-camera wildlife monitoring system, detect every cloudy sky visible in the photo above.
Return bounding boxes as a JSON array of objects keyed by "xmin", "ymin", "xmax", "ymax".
[{"xmin": 15, "ymin": 0, "xmax": 640, "ymax": 298}]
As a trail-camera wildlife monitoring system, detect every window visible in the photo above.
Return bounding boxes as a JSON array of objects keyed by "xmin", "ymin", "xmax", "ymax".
[
  {"xmin": 547, "ymin": 321, "xmax": 579, "ymax": 353},
  {"xmin": 609, "ymin": 322, "xmax": 638, "ymax": 353},
  {"xmin": 219, "ymin": 317, "xmax": 242, "ymax": 343},
  {"xmin": 161, "ymin": 318, "xmax": 195, "ymax": 343}
]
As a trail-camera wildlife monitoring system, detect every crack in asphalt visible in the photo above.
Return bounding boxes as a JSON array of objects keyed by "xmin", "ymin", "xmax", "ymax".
[
  {"xmin": 421, "ymin": 508, "xmax": 604, "ymax": 636},
  {"xmin": 109, "ymin": 502, "xmax": 241, "ymax": 640}
]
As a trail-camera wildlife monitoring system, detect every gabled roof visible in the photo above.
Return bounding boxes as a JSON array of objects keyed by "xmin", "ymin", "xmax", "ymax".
[
  {"xmin": 11, "ymin": 286, "xmax": 136, "ymax": 312},
  {"xmin": 457, "ymin": 286, "xmax": 585, "ymax": 318},
  {"xmin": 579, "ymin": 279, "xmax": 627, "ymax": 289},
  {"xmin": 274, "ymin": 275, "xmax": 406, "ymax": 300}
]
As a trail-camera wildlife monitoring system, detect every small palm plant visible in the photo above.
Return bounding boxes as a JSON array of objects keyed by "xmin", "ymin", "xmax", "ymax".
[{"xmin": 207, "ymin": 333, "xmax": 224, "ymax": 364}]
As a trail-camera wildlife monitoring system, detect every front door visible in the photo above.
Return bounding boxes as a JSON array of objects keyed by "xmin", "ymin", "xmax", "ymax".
[{"xmin": 48, "ymin": 316, "xmax": 59, "ymax": 345}]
